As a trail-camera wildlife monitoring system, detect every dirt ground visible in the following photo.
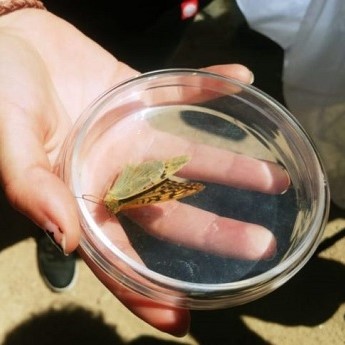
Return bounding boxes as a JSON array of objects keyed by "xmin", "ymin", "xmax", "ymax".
[{"xmin": 1, "ymin": 1, "xmax": 345, "ymax": 344}]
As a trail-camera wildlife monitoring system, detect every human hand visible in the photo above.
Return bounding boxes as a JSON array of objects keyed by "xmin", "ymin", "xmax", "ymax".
[{"xmin": 0, "ymin": 9, "xmax": 282, "ymax": 337}]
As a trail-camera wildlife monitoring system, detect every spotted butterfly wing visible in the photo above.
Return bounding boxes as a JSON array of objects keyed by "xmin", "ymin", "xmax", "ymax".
[{"xmin": 104, "ymin": 178, "xmax": 205, "ymax": 214}]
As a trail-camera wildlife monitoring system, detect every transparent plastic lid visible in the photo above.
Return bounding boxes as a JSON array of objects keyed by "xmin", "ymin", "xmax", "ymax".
[{"xmin": 60, "ymin": 69, "xmax": 329, "ymax": 308}]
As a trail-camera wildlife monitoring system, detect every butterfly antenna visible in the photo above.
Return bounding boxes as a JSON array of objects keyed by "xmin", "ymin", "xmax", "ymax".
[{"xmin": 75, "ymin": 194, "xmax": 103, "ymax": 205}]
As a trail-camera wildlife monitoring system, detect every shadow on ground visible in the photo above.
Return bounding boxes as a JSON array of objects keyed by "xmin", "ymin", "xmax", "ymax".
[
  {"xmin": 2, "ymin": 226, "xmax": 345, "ymax": 345},
  {"xmin": 4, "ymin": 240, "xmax": 345, "ymax": 345},
  {"xmin": 2, "ymin": 306, "xmax": 188, "ymax": 345},
  {"xmin": 190, "ymin": 255, "xmax": 345, "ymax": 344}
]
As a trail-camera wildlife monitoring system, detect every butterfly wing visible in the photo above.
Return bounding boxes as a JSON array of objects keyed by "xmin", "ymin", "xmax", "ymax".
[
  {"xmin": 105, "ymin": 178, "xmax": 204, "ymax": 214},
  {"xmin": 109, "ymin": 160, "xmax": 165, "ymax": 200},
  {"xmin": 161, "ymin": 155, "xmax": 190, "ymax": 180},
  {"xmin": 108, "ymin": 155, "xmax": 190, "ymax": 200}
]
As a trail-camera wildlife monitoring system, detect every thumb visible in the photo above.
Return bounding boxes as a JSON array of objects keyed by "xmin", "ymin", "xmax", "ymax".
[{"xmin": 0, "ymin": 109, "xmax": 80, "ymax": 254}]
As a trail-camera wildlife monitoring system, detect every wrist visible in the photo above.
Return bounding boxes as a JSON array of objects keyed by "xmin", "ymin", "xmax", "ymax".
[{"xmin": 0, "ymin": 0, "xmax": 45, "ymax": 16}]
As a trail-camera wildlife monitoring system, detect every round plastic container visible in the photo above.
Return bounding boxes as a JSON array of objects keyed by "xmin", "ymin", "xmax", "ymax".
[{"xmin": 59, "ymin": 69, "xmax": 329, "ymax": 309}]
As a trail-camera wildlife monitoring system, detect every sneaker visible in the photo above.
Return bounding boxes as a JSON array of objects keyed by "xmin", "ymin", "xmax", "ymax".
[{"xmin": 37, "ymin": 234, "xmax": 78, "ymax": 292}]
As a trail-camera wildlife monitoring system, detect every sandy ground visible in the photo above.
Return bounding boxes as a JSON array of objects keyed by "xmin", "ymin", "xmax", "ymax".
[{"xmin": 1, "ymin": 1, "xmax": 345, "ymax": 344}]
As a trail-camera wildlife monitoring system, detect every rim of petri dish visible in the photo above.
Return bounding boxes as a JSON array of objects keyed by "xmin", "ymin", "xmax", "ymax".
[{"xmin": 66, "ymin": 69, "xmax": 330, "ymax": 308}]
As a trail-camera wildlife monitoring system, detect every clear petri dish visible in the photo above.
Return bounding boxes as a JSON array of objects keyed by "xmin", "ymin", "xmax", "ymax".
[{"xmin": 59, "ymin": 69, "xmax": 329, "ymax": 309}]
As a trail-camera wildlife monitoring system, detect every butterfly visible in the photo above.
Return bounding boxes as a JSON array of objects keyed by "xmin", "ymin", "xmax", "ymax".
[{"xmin": 103, "ymin": 155, "xmax": 205, "ymax": 214}]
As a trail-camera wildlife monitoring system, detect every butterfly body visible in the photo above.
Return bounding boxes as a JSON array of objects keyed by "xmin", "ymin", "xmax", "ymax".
[{"xmin": 104, "ymin": 155, "xmax": 204, "ymax": 214}]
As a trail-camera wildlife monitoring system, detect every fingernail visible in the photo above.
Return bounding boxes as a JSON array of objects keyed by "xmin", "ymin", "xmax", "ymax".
[
  {"xmin": 249, "ymin": 71, "xmax": 255, "ymax": 84},
  {"xmin": 172, "ymin": 324, "xmax": 190, "ymax": 338},
  {"xmin": 44, "ymin": 221, "xmax": 67, "ymax": 255},
  {"xmin": 279, "ymin": 167, "xmax": 291, "ymax": 195}
]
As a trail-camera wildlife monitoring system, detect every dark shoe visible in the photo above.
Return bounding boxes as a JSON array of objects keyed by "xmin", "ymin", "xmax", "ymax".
[{"xmin": 37, "ymin": 234, "xmax": 78, "ymax": 292}]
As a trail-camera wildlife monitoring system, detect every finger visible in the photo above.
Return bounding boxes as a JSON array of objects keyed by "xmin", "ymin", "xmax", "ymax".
[
  {"xmin": 183, "ymin": 144, "xmax": 291, "ymax": 195},
  {"xmin": 202, "ymin": 64, "xmax": 255, "ymax": 84},
  {"xmin": 143, "ymin": 129, "xmax": 291, "ymax": 195},
  {"xmin": 127, "ymin": 202, "xmax": 277, "ymax": 260},
  {"xmin": 0, "ymin": 107, "xmax": 80, "ymax": 254},
  {"xmin": 79, "ymin": 246, "xmax": 191, "ymax": 337}
]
